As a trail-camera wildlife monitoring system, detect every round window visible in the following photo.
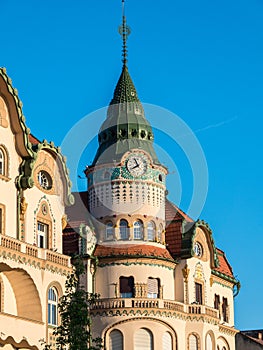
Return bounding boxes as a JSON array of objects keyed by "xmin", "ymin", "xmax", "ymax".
[
  {"xmin": 194, "ymin": 242, "xmax": 203, "ymax": 257},
  {"xmin": 38, "ymin": 171, "xmax": 52, "ymax": 190}
]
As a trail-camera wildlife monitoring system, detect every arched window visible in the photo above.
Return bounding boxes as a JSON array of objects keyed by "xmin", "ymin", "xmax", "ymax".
[
  {"xmin": 147, "ymin": 221, "xmax": 155, "ymax": 241},
  {"xmin": 162, "ymin": 332, "xmax": 172, "ymax": 350},
  {"xmin": 189, "ymin": 334, "xmax": 198, "ymax": 350},
  {"xmin": 119, "ymin": 276, "xmax": 134, "ymax": 298},
  {"xmin": 119, "ymin": 220, "xmax": 128, "ymax": 240},
  {"xmin": 0, "ymin": 148, "xmax": 6, "ymax": 176},
  {"xmin": 106, "ymin": 221, "xmax": 113, "ymax": 239},
  {"xmin": 133, "ymin": 220, "xmax": 143, "ymax": 240},
  {"xmin": 147, "ymin": 277, "xmax": 159, "ymax": 298},
  {"xmin": 222, "ymin": 347, "xmax": 227, "ymax": 350},
  {"xmin": 206, "ymin": 333, "xmax": 213, "ymax": 350},
  {"xmin": 109, "ymin": 329, "xmax": 123, "ymax": 350},
  {"xmin": 134, "ymin": 328, "xmax": 153, "ymax": 350},
  {"xmin": 48, "ymin": 287, "xmax": 58, "ymax": 326}
]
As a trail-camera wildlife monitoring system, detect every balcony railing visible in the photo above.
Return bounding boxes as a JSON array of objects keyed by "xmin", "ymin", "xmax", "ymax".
[
  {"xmin": 91, "ymin": 297, "xmax": 220, "ymax": 319},
  {"xmin": 0, "ymin": 234, "xmax": 71, "ymax": 268}
]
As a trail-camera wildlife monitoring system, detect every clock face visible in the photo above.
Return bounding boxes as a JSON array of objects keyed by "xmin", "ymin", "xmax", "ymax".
[{"xmin": 126, "ymin": 154, "xmax": 148, "ymax": 176}]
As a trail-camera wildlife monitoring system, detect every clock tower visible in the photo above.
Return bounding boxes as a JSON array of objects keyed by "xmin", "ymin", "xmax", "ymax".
[
  {"xmin": 86, "ymin": 57, "xmax": 167, "ymax": 249},
  {"xmin": 85, "ymin": 11, "xmax": 167, "ymax": 246},
  {"xmin": 85, "ymin": 64, "xmax": 167, "ymax": 245}
]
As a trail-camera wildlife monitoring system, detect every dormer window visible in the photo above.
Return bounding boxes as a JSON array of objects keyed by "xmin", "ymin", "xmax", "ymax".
[
  {"xmin": 194, "ymin": 242, "xmax": 203, "ymax": 257},
  {"xmin": 38, "ymin": 171, "xmax": 52, "ymax": 190}
]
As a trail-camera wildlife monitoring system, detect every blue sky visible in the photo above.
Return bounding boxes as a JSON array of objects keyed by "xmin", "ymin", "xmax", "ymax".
[{"xmin": 2, "ymin": 0, "xmax": 263, "ymax": 330}]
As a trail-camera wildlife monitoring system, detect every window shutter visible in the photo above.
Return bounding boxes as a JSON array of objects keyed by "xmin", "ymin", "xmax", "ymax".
[
  {"xmin": 134, "ymin": 329, "xmax": 153, "ymax": 350},
  {"xmin": 206, "ymin": 334, "xmax": 212, "ymax": 350},
  {"xmin": 148, "ymin": 278, "xmax": 158, "ymax": 294},
  {"xmin": 189, "ymin": 334, "xmax": 198, "ymax": 350},
  {"xmin": 109, "ymin": 330, "xmax": 123, "ymax": 350},
  {"xmin": 162, "ymin": 332, "xmax": 172, "ymax": 350}
]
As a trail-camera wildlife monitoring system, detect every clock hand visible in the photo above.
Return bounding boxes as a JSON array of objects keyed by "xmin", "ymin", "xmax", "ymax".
[{"xmin": 132, "ymin": 163, "xmax": 139, "ymax": 169}]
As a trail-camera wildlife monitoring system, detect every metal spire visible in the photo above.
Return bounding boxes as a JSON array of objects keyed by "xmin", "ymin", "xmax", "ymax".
[{"xmin": 118, "ymin": 0, "xmax": 131, "ymax": 66}]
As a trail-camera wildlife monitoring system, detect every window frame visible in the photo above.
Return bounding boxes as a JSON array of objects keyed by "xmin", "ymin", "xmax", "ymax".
[
  {"xmin": 195, "ymin": 282, "xmax": 203, "ymax": 305},
  {"xmin": 119, "ymin": 219, "xmax": 128, "ymax": 240},
  {"xmin": 133, "ymin": 220, "xmax": 143, "ymax": 240},
  {"xmin": 147, "ymin": 277, "xmax": 159, "ymax": 299},
  {"xmin": 147, "ymin": 221, "xmax": 155, "ymax": 241},
  {"xmin": 37, "ymin": 221, "xmax": 48, "ymax": 248},
  {"xmin": 48, "ymin": 287, "xmax": 58, "ymax": 326},
  {"xmin": 106, "ymin": 221, "xmax": 114, "ymax": 239},
  {"xmin": 119, "ymin": 276, "xmax": 134, "ymax": 298},
  {"xmin": 0, "ymin": 145, "xmax": 9, "ymax": 179},
  {"xmin": 222, "ymin": 297, "xmax": 229, "ymax": 322}
]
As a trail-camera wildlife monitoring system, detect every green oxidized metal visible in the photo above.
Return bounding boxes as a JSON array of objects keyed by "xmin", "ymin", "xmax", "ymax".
[{"xmin": 92, "ymin": 65, "xmax": 160, "ymax": 166}]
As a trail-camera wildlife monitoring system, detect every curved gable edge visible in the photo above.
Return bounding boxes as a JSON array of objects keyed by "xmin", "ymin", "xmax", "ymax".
[
  {"xmin": 33, "ymin": 141, "xmax": 75, "ymax": 206},
  {"xmin": 0, "ymin": 68, "xmax": 34, "ymax": 159},
  {"xmin": 181, "ymin": 219, "xmax": 219, "ymax": 268}
]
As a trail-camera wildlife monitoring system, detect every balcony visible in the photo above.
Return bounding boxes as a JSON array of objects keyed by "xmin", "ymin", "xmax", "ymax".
[
  {"xmin": 91, "ymin": 298, "xmax": 220, "ymax": 320},
  {"xmin": 0, "ymin": 234, "xmax": 71, "ymax": 268}
]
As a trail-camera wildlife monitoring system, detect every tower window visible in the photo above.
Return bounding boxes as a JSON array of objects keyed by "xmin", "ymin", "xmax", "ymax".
[
  {"xmin": 119, "ymin": 219, "xmax": 128, "ymax": 240},
  {"xmin": 106, "ymin": 221, "xmax": 113, "ymax": 239},
  {"xmin": 119, "ymin": 276, "xmax": 134, "ymax": 298},
  {"xmin": 214, "ymin": 294, "xmax": 220, "ymax": 310},
  {"xmin": 147, "ymin": 221, "xmax": 155, "ymax": 241},
  {"xmin": 133, "ymin": 220, "xmax": 143, "ymax": 240},
  {"xmin": 147, "ymin": 277, "xmax": 159, "ymax": 298},
  {"xmin": 134, "ymin": 328, "xmax": 153, "ymax": 350},
  {"xmin": 195, "ymin": 282, "xmax": 203, "ymax": 304},
  {"xmin": 189, "ymin": 334, "xmax": 198, "ymax": 350},
  {"xmin": 109, "ymin": 329, "xmax": 123, "ymax": 350},
  {"xmin": 162, "ymin": 332, "xmax": 173, "ymax": 350},
  {"xmin": 222, "ymin": 297, "xmax": 229, "ymax": 322}
]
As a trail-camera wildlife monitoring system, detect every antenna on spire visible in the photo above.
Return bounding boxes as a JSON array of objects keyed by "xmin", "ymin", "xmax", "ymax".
[{"xmin": 118, "ymin": 0, "xmax": 131, "ymax": 66}]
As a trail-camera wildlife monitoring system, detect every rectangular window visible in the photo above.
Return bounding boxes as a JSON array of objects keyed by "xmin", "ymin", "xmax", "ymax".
[
  {"xmin": 147, "ymin": 278, "xmax": 159, "ymax": 298},
  {"xmin": 37, "ymin": 222, "xmax": 48, "ymax": 248},
  {"xmin": 120, "ymin": 276, "xmax": 134, "ymax": 298},
  {"xmin": 214, "ymin": 294, "xmax": 220, "ymax": 310},
  {"xmin": 222, "ymin": 297, "xmax": 228, "ymax": 322},
  {"xmin": 195, "ymin": 282, "xmax": 203, "ymax": 304}
]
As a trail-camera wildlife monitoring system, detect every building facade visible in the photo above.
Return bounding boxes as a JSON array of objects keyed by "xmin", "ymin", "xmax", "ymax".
[
  {"xmin": 0, "ymin": 7, "xmax": 243, "ymax": 350},
  {"xmin": 0, "ymin": 68, "xmax": 74, "ymax": 349},
  {"xmin": 64, "ymin": 54, "xmax": 240, "ymax": 350}
]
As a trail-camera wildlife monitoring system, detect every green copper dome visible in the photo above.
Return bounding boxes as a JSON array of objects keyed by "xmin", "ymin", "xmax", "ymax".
[{"xmin": 92, "ymin": 65, "xmax": 160, "ymax": 166}]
